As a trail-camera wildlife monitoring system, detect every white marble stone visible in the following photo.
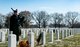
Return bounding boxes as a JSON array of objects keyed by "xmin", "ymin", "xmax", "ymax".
[
  {"xmin": 57, "ymin": 30, "xmax": 59, "ymax": 40},
  {"xmin": 69, "ymin": 29, "xmax": 71, "ymax": 37},
  {"xmin": 42, "ymin": 31, "xmax": 46, "ymax": 45},
  {"xmin": 0, "ymin": 31, "xmax": 1, "ymax": 41},
  {"xmin": 21, "ymin": 29, "xmax": 26, "ymax": 38},
  {"xmin": 28, "ymin": 31, "xmax": 34, "ymax": 47},
  {"xmin": 8, "ymin": 34, "xmax": 16, "ymax": 47},
  {"xmin": 49, "ymin": 29, "xmax": 53, "ymax": 43},
  {"xmin": 65, "ymin": 29, "xmax": 68, "ymax": 37},
  {"xmin": 36, "ymin": 29, "xmax": 39, "ymax": 37},
  {"xmin": 62, "ymin": 30, "xmax": 64, "ymax": 39},
  {"xmin": 0, "ymin": 31, "xmax": 5, "ymax": 42}
]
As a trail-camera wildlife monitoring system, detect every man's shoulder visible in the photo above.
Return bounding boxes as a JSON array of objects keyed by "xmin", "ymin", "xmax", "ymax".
[
  {"xmin": 11, "ymin": 15, "xmax": 16, "ymax": 18},
  {"xmin": 10, "ymin": 15, "xmax": 15, "ymax": 20}
]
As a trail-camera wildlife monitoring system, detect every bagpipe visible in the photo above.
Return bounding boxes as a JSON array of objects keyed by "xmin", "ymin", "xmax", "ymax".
[{"xmin": 18, "ymin": 15, "xmax": 25, "ymax": 27}]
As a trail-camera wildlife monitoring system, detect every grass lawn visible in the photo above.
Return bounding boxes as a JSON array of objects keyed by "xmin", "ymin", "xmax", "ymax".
[{"xmin": 0, "ymin": 32, "xmax": 80, "ymax": 47}]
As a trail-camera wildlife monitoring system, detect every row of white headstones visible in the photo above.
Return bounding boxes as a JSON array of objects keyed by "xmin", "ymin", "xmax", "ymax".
[{"xmin": 0, "ymin": 28, "xmax": 80, "ymax": 47}]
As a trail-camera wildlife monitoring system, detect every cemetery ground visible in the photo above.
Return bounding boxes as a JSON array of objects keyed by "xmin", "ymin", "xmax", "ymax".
[{"xmin": 0, "ymin": 32, "xmax": 80, "ymax": 47}]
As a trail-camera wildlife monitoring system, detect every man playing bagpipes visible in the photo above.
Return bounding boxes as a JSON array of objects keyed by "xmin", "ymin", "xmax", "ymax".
[{"xmin": 10, "ymin": 8, "xmax": 25, "ymax": 44}]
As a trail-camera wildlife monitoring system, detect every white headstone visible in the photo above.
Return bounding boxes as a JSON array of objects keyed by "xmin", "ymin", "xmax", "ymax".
[
  {"xmin": 56, "ymin": 30, "xmax": 59, "ymax": 40},
  {"xmin": 71, "ymin": 29, "xmax": 73, "ymax": 36},
  {"xmin": 69, "ymin": 29, "xmax": 70, "ymax": 37},
  {"xmin": 0, "ymin": 31, "xmax": 1, "ymax": 41},
  {"xmin": 65, "ymin": 29, "xmax": 67, "ymax": 37},
  {"xmin": 8, "ymin": 34, "xmax": 16, "ymax": 47},
  {"xmin": 28, "ymin": 31, "xmax": 34, "ymax": 47},
  {"xmin": 49, "ymin": 29, "xmax": 53, "ymax": 43},
  {"xmin": 0, "ymin": 31, "xmax": 5, "ymax": 42},
  {"xmin": 72, "ymin": 29, "xmax": 74, "ymax": 35},
  {"xmin": 36, "ymin": 30, "xmax": 39, "ymax": 37},
  {"xmin": 62, "ymin": 30, "xmax": 64, "ymax": 39},
  {"xmin": 42, "ymin": 31, "xmax": 46, "ymax": 45},
  {"xmin": 21, "ymin": 29, "xmax": 26, "ymax": 38},
  {"xmin": 1, "ymin": 31, "xmax": 5, "ymax": 42}
]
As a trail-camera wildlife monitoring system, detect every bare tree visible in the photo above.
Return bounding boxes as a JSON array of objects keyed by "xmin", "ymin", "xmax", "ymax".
[
  {"xmin": 41, "ymin": 12, "xmax": 50, "ymax": 28},
  {"xmin": 0, "ymin": 14, "xmax": 6, "ymax": 28},
  {"xmin": 32, "ymin": 11, "xmax": 49, "ymax": 28},
  {"xmin": 65, "ymin": 12, "xmax": 79, "ymax": 28},
  {"xmin": 5, "ymin": 12, "xmax": 13, "ymax": 28},
  {"xmin": 51, "ymin": 13, "xmax": 63, "ymax": 28}
]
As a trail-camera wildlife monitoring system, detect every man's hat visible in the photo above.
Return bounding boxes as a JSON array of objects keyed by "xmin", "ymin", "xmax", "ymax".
[
  {"xmin": 14, "ymin": 9, "xmax": 17, "ymax": 13},
  {"xmin": 11, "ymin": 8, "xmax": 17, "ymax": 13}
]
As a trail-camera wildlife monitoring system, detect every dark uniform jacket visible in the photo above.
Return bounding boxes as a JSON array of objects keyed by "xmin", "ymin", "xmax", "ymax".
[{"xmin": 10, "ymin": 14, "xmax": 24, "ymax": 35}]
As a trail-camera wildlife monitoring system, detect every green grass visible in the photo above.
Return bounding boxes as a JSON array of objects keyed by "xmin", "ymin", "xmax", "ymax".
[{"xmin": 1, "ymin": 32, "xmax": 80, "ymax": 47}]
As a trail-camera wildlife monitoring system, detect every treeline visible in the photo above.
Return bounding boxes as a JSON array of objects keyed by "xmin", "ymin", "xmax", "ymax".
[{"xmin": 0, "ymin": 10, "xmax": 80, "ymax": 28}]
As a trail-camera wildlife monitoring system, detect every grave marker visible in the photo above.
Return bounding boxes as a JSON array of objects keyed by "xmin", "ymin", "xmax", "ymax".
[
  {"xmin": 49, "ymin": 29, "xmax": 53, "ymax": 43},
  {"xmin": 62, "ymin": 30, "xmax": 64, "ymax": 39},
  {"xmin": 0, "ymin": 31, "xmax": 5, "ymax": 42},
  {"xmin": 28, "ymin": 30, "xmax": 34, "ymax": 47},
  {"xmin": 8, "ymin": 31, "xmax": 16, "ymax": 47}
]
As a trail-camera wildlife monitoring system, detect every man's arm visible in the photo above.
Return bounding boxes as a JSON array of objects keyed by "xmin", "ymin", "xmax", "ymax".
[{"xmin": 18, "ymin": 15, "xmax": 25, "ymax": 27}]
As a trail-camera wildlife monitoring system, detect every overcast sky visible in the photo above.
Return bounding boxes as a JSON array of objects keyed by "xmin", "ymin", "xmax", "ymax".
[{"xmin": 0, "ymin": 0, "xmax": 80, "ymax": 15}]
